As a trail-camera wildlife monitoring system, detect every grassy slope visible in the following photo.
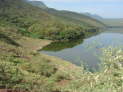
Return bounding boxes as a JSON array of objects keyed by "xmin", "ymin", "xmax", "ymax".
[
  {"xmin": 44, "ymin": 8, "xmax": 106, "ymax": 28},
  {"xmin": 17, "ymin": 37, "xmax": 52, "ymax": 51},
  {"xmin": 0, "ymin": 27, "xmax": 123, "ymax": 92},
  {"xmin": 0, "ymin": 27, "xmax": 84, "ymax": 92},
  {"xmin": 28, "ymin": 0, "xmax": 105, "ymax": 28},
  {"xmin": 29, "ymin": 0, "xmax": 105, "ymax": 28}
]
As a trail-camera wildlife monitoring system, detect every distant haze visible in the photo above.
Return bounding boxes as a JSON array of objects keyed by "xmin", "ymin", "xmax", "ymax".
[{"xmin": 31, "ymin": 0, "xmax": 123, "ymax": 18}]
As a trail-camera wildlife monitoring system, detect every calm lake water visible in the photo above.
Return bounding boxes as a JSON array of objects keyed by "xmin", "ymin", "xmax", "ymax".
[{"xmin": 41, "ymin": 28, "xmax": 123, "ymax": 71}]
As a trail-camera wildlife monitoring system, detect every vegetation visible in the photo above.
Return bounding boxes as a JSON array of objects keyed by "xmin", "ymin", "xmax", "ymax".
[
  {"xmin": 0, "ymin": 0, "xmax": 105, "ymax": 41},
  {"xmin": 0, "ymin": 27, "xmax": 82, "ymax": 91},
  {"xmin": 0, "ymin": 31, "xmax": 123, "ymax": 92},
  {"xmin": 28, "ymin": 22, "xmax": 87, "ymax": 40}
]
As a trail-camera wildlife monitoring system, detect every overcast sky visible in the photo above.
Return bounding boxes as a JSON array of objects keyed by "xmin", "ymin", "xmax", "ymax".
[{"xmin": 31, "ymin": 0, "xmax": 123, "ymax": 18}]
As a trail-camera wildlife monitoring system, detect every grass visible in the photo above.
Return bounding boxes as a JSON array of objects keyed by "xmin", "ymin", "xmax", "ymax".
[
  {"xmin": 0, "ymin": 27, "xmax": 123, "ymax": 92},
  {"xmin": 0, "ymin": 31, "xmax": 83, "ymax": 92},
  {"xmin": 17, "ymin": 37, "xmax": 52, "ymax": 51}
]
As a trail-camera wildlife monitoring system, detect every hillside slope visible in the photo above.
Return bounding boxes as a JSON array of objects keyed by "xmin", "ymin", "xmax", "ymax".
[
  {"xmin": 0, "ymin": 27, "xmax": 84, "ymax": 92},
  {"xmin": 84, "ymin": 13, "xmax": 103, "ymax": 20},
  {"xmin": 44, "ymin": 9, "xmax": 105, "ymax": 27},
  {"xmin": 0, "ymin": 0, "xmax": 105, "ymax": 41},
  {"xmin": 0, "ymin": 27, "xmax": 122, "ymax": 92},
  {"xmin": 29, "ymin": 1, "xmax": 105, "ymax": 28}
]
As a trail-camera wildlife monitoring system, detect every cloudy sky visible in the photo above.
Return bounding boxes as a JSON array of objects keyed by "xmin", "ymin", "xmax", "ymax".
[{"xmin": 32, "ymin": 0, "xmax": 123, "ymax": 18}]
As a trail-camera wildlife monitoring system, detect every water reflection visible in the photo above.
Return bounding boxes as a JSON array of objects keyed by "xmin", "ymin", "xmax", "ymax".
[
  {"xmin": 42, "ymin": 39, "xmax": 83, "ymax": 52},
  {"xmin": 41, "ymin": 28, "xmax": 123, "ymax": 72}
]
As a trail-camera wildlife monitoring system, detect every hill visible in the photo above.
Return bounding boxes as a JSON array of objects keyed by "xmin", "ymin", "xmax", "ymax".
[
  {"xmin": 28, "ymin": 0, "xmax": 105, "ymax": 28},
  {"xmin": 84, "ymin": 13, "xmax": 103, "ymax": 20},
  {"xmin": 29, "ymin": 0, "xmax": 48, "ymax": 9},
  {"xmin": 0, "ymin": 0, "xmax": 105, "ymax": 41},
  {"xmin": 44, "ymin": 8, "xmax": 105, "ymax": 27},
  {"xmin": 29, "ymin": 1, "xmax": 105, "ymax": 27}
]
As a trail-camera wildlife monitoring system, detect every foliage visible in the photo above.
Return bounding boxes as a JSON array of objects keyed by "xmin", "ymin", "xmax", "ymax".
[
  {"xmin": 28, "ymin": 22, "xmax": 86, "ymax": 40},
  {"xmin": 0, "ymin": 53, "xmax": 56, "ymax": 91}
]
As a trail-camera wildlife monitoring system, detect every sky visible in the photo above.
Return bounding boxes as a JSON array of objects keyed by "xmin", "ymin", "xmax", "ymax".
[{"xmin": 31, "ymin": 0, "xmax": 123, "ymax": 18}]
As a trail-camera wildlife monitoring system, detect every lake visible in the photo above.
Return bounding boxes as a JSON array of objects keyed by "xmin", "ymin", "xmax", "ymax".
[{"xmin": 41, "ymin": 28, "xmax": 123, "ymax": 71}]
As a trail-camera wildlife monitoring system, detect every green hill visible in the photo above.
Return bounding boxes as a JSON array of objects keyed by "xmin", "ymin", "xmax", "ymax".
[
  {"xmin": 29, "ymin": 0, "xmax": 105, "ymax": 28},
  {"xmin": 44, "ymin": 8, "xmax": 105, "ymax": 27},
  {"xmin": 0, "ymin": 0, "xmax": 105, "ymax": 41}
]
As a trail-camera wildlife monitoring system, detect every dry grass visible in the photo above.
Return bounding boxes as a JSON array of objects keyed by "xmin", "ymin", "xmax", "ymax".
[{"xmin": 17, "ymin": 37, "xmax": 52, "ymax": 51}]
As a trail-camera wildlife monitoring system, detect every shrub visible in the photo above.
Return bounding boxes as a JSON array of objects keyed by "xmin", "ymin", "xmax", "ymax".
[{"xmin": 0, "ymin": 60, "xmax": 24, "ymax": 89}]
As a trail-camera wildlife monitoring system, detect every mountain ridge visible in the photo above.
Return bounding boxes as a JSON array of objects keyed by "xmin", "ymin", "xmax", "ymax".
[
  {"xmin": 29, "ymin": 0, "xmax": 48, "ymax": 9},
  {"xmin": 84, "ymin": 13, "xmax": 103, "ymax": 20},
  {"xmin": 29, "ymin": 0, "xmax": 106, "ymax": 27}
]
